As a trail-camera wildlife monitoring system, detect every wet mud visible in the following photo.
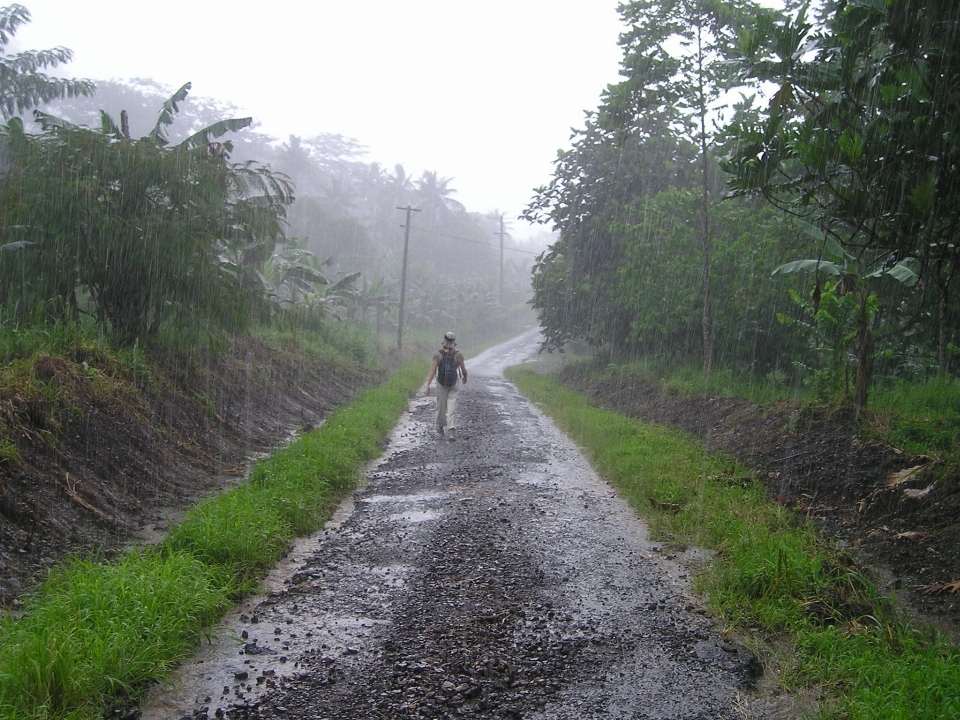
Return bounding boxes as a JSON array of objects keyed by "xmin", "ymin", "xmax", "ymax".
[{"xmin": 142, "ymin": 332, "xmax": 775, "ymax": 720}]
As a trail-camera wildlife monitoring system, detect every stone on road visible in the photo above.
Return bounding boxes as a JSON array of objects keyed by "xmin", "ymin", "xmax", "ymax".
[{"xmin": 143, "ymin": 330, "xmax": 767, "ymax": 719}]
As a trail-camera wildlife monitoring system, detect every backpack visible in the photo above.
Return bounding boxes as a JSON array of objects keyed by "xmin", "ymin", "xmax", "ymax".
[{"xmin": 436, "ymin": 349, "xmax": 460, "ymax": 387}]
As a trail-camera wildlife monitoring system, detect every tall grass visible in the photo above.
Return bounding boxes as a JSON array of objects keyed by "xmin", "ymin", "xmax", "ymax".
[
  {"xmin": 558, "ymin": 351, "xmax": 808, "ymax": 406},
  {"xmin": 0, "ymin": 551, "xmax": 228, "ymax": 719},
  {"xmin": 0, "ymin": 359, "xmax": 426, "ymax": 719},
  {"xmin": 506, "ymin": 365, "xmax": 960, "ymax": 720},
  {"xmin": 869, "ymin": 375, "xmax": 960, "ymax": 462}
]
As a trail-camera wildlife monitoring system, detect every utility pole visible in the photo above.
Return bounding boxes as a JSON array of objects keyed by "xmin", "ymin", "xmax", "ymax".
[
  {"xmin": 494, "ymin": 214, "xmax": 505, "ymax": 307},
  {"xmin": 396, "ymin": 205, "xmax": 420, "ymax": 350}
]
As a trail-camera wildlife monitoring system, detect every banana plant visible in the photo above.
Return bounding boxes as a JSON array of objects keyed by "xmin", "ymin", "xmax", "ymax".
[
  {"xmin": 301, "ymin": 271, "xmax": 361, "ymax": 321},
  {"xmin": 264, "ymin": 241, "xmax": 331, "ymax": 305},
  {"xmin": 773, "ymin": 220, "xmax": 918, "ymax": 408},
  {"xmin": 349, "ymin": 275, "xmax": 396, "ymax": 335},
  {"xmin": 2, "ymin": 84, "xmax": 292, "ymax": 342},
  {"xmin": 34, "ymin": 82, "xmax": 253, "ymax": 148}
]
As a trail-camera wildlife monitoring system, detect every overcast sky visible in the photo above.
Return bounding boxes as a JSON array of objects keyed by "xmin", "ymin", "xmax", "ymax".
[{"xmin": 14, "ymin": 1, "xmax": 625, "ymax": 239}]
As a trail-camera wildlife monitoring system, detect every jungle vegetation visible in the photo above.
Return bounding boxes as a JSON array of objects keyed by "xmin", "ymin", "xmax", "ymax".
[{"xmin": 525, "ymin": 0, "xmax": 960, "ymax": 409}]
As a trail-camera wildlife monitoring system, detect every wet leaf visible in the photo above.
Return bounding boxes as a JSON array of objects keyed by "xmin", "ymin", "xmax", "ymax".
[
  {"xmin": 885, "ymin": 465, "xmax": 926, "ymax": 486},
  {"xmin": 902, "ymin": 484, "xmax": 935, "ymax": 500},
  {"xmin": 921, "ymin": 580, "xmax": 960, "ymax": 595},
  {"xmin": 888, "ymin": 530, "xmax": 926, "ymax": 542}
]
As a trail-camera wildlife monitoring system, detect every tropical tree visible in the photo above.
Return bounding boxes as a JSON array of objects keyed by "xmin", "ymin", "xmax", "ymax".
[
  {"xmin": 529, "ymin": 130, "xmax": 684, "ymax": 350},
  {"xmin": 0, "ymin": 83, "xmax": 293, "ymax": 343},
  {"xmin": 615, "ymin": 0, "xmax": 769, "ymax": 372},
  {"xmin": 414, "ymin": 171, "xmax": 464, "ymax": 224},
  {"xmin": 726, "ymin": 0, "xmax": 960, "ymax": 375},
  {"xmin": 275, "ymin": 135, "xmax": 327, "ymax": 196},
  {"xmin": 771, "ymin": 222, "xmax": 918, "ymax": 408},
  {"xmin": 0, "ymin": 4, "xmax": 93, "ymax": 119},
  {"xmin": 525, "ymin": 0, "xmax": 768, "ymax": 361},
  {"xmin": 287, "ymin": 196, "xmax": 376, "ymax": 276}
]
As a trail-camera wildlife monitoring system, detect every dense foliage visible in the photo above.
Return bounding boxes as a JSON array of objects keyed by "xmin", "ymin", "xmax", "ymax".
[
  {"xmin": 727, "ymin": 0, "xmax": 960, "ymax": 401},
  {"xmin": 525, "ymin": 0, "xmax": 960, "ymax": 405},
  {"xmin": 0, "ymin": 5, "xmax": 93, "ymax": 118},
  {"xmin": 0, "ymin": 84, "xmax": 293, "ymax": 344}
]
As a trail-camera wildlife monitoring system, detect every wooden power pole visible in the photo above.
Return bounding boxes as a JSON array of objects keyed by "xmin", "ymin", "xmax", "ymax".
[
  {"xmin": 494, "ymin": 214, "xmax": 505, "ymax": 306},
  {"xmin": 396, "ymin": 205, "xmax": 420, "ymax": 350}
]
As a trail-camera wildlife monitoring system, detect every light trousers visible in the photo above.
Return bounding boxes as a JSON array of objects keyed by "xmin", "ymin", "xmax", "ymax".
[{"xmin": 436, "ymin": 382, "xmax": 459, "ymax": 429}]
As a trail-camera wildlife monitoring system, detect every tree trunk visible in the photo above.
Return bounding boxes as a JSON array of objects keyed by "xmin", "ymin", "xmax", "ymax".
[
  {"xmin": 938, "ymin": 263, "xmax": 948, "ymax": 373},
  {"xmin": 698, "ymin": 60, "xmax": 712, "ymax": 378},
  {"xmin": 700, "ymin": 155, "xmax": 711, "ymax": 378},
  {"xmin": 854, "ymin": 290, "xmax": 873, "ymax": 410}
]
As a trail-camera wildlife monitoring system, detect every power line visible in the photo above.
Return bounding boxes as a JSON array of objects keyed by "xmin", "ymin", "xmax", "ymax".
[
  {"xmin": 413, "ymin": 226, "xmax": 542, "ymax": 256},
  {"xmin": 271, "ymin": 148, "xmax": 546, "ymax": 257}
]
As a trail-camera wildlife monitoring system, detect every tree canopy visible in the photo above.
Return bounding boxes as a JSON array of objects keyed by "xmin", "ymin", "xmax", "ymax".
[
  {"xmin": 523, "ymin": 0, "xmax": 960, "ymax": 403},
  {"xmin": 0, "ymin": 4, "xmax": 93, "ymax": 118}
]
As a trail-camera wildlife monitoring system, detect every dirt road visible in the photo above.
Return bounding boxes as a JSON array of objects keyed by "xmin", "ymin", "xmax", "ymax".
[{"xmin": 142, "ymin": 330, "xmax": 769, "ymax": 719}]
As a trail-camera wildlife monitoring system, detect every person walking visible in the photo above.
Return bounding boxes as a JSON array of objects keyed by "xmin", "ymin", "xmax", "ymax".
[{"xmin": 425, "ymin": 331, "xmax": 467, "ymax": 440}]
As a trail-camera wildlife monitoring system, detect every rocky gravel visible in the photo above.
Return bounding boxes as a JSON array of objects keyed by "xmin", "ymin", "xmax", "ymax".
[{"xmin": 142, "ymin": 331, "xmax": 777, "ymax": 720}]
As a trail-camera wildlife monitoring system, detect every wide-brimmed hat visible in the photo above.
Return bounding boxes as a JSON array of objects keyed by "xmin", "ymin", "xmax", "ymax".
[{"xmin": 442, "ymin": 331, "xmax": 456, "ymax": 347}]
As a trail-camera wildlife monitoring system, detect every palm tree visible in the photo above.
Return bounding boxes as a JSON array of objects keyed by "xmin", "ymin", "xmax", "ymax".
[
  {"xmin": 414, "ymin": 170, "xmax": 464, "ymax": 223},
  {"xmin": 276, "ymin": 135, "xmax": 325, "ymax": 196},
  {"xmin": 390, "ymin": 164, "xmax": 415, "ymax": 201}
]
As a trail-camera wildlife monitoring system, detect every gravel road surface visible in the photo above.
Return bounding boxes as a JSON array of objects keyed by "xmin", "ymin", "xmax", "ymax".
[{"xmin": 142, "ymin": 330, "xmax": 770, "ymax": 720}]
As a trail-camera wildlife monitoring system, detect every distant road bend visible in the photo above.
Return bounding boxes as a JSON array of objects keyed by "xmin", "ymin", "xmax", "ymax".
[{"xmin": 143, "ymin": 329, "xmax": 770, "ymax": 720}]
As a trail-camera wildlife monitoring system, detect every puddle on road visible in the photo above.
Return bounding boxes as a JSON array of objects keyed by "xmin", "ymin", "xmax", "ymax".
[
  {"xmin": 361, "ymin": 490, "xmax": 453, "ymax": 505},
  {"xmin": 140, "ymin": 509, "xmax": 414, "ymax": 720},
  {"xmin": 369, "ymin": 563, "xmax": 413, "ymax": 588},
  {"xmin": 388, "ymin": 509, "xmax": 442, "ymax": 524}
]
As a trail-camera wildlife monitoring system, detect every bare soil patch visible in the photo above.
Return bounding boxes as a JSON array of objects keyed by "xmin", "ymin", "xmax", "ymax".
[
  {"xmin": 0, "ymin": 338, "xmax": 366, "ymax": 603},
  {"xmin": 558, "ymin": 367, "xmax": 960, "ymax": 633}
]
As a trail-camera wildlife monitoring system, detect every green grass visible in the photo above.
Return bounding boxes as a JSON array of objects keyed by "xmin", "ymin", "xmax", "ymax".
[
  {"xmin": 869, "ymin": 375, "xmax": 960, "ymax": 463},
  {"xmin": 0, "ymin": 551, "xmax": 229, "ymax": 719},
  {"xmin": 560, "ymin": 352, "xmax": 806, "ymax": 406},
  {"xmin": 797, "ymin": 625, "xmax": 960, "ymax": 719},
  {"xmin": 165, "ymin": 361, "xmax": 421, "ymax": 583},
  {"xmin": 0, "ymin": 359, "xmax": 427, "ymax": 720},
  {"xmin": 252, "ymin": 320, "xmax": 375, "ymax": 366},
  {"xmin": 0, "ymin": 313, "xmax": 146, "ymax": 378},
  {"xmin": 505, "ymin": 364, "xmax": 960, "ymax": 720}
]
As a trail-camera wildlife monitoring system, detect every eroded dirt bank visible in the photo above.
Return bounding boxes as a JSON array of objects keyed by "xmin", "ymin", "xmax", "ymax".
[
  {"xmin": 143, "ymin": 332, "xmax": 779, "ymax": 720},
  {"xmin": 559, "ymin": 368, "xmax": 960, "ymax": 629},
  {"xmin": 0, "ymin": 338, "xmax": 364, "ymax": 603}
]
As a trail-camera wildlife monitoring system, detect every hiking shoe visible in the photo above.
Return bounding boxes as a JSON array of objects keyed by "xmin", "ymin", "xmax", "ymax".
[
  {"xmin": 436, "ymin": 426, "xmax": 444, "ymax": 436},
  {"xmin": 447, "ymin": 428, "xmax": 457, "ymax": 441}
]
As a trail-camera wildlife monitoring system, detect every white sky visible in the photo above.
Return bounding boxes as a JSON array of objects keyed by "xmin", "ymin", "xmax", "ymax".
[{"xmin": 14, "ymin": 1, "xmax": 625, "ymax": 240}]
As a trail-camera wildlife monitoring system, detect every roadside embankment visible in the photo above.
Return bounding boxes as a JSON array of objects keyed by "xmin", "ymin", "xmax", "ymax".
[{"xmin": 0, "ymin": 356, "xmax": 426, "ymax": 720}]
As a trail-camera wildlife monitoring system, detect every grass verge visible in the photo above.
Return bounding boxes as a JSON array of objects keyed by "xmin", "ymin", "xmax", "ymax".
[
  {"xmin": 867, "ymin": 375, "xmax": 960, "ymax": 469},
  {"xmin": 0, "ymin": 360, "xmax": 426, "ymax": 720},
  {"xmin": 505, "ymin": 364, "xmax": 960, "ymax": 720}
]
